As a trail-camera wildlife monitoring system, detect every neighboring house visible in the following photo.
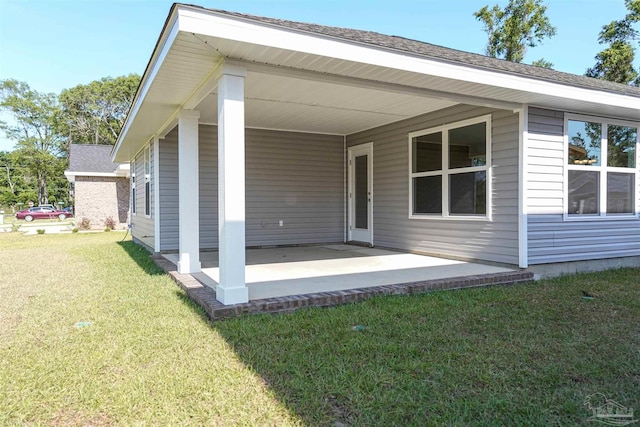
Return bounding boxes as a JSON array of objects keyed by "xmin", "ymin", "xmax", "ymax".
[
  {"xmin": 65, "ymin": 144, "xmax": 130, "ymax": 229},
  {"xmin": 112, "ymin": 4, "xmax": 640, "ymax": 305}
]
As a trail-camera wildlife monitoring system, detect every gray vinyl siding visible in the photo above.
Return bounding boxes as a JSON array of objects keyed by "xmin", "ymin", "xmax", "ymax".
[
  {"xmin": 159, "ymin": 125, "xmax": 344, "ymax": 251},
  {"xmin": 527, "ymin": 107, "xmax": 640, "ymax": 264},
  {"xmin": 159, "ymin": 130, "xmax": 179, "ymax": 251},
  {"xmin": 158, "ymin": 126, "xmax": 219, "ymax": 250},
  {"xmin": 131, "ymin": 146, "xmax": 154, "ymax": 250},
  {"xmin": 347, "ymin": 104, "xmax": 520, "ymax": 265},
  {"xmin": 245, "ymin": 128, "xmax": 344, "ymax": 246}
]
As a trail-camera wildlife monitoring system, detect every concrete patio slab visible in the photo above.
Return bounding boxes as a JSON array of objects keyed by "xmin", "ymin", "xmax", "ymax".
[{"xmin": 156, "ymin": 246, "xmax": 533, "ymax": 319}]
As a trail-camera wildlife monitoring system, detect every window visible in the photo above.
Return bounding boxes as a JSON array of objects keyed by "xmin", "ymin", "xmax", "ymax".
[
  {"xmin": 409, "ymin": 115, "xmax": 491, "ymax": 219},
  {"xmin": 131, "ymin": 160, "xmax": 136, "ymax": 215},
  {"xmin": 566, "ymin": 114, "xmax": 638, "ymax": 218},
  {"xmin": 144, "ymin": 146, "xmax": 151, "ymax": 217}
]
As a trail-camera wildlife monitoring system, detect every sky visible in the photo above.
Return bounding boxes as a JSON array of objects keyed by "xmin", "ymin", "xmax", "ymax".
[{"xmin": 0, "ymin": 0, "xmax": 634, "ymax": 151}]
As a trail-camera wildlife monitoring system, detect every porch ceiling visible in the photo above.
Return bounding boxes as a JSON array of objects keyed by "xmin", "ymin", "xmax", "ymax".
[
  {"xmin": 113, "ymin": 5, "xmax": 640, "ymax": 162},
  {"xmin": 114, "ymin": 30, "xmax": 465, "ymax": 161},
  {"xmin": 195, "ymin": 72, "xmax": 458, "ymax": 133}
]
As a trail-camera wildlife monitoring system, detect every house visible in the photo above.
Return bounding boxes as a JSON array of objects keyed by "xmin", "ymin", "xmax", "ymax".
[
  {"xmin": 112, "ymin": 4, "xmax": 640, "ymax": 305},
  {"xmin": 65, "ymin": 144, "xmax": 130, "ymax": 229}
]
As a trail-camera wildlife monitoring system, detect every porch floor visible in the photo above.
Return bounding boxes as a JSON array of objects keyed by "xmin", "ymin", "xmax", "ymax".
[{"xmin": 157, "ymin": 245, "xmax": 534, "ymax": 319}]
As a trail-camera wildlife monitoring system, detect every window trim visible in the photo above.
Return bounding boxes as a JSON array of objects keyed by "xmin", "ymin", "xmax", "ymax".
[
  {"xmin": 131, "ymin": 159, "xmax": 136, "ymax": 216},
  {"xmin": 144, "ymin": 145, "xmax": 151, "ymax": 218},
  {"xmin": 563, "ymin": 113, "xmax": 640, "ymax": 221},
  {"xmin": 408, "ymin": 114, "xmax": 492, "ymax": 221}
]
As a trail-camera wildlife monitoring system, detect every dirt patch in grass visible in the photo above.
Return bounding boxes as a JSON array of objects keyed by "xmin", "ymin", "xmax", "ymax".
[{"xmin": 49, "ymin": 408, "xmax": 114, "ymax": 427}]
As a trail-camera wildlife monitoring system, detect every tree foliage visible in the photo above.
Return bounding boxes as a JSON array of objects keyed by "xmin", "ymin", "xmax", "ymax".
[
  {"xmin": 0, "ymin": 74, "xmax": 139, "ymax": 209},
  {"xmin": 58, "ymin": 74, "xmax": 140, "ymax": 145},
  {"xmin": 531, "ymin": 58, "xmax": 554, "ymax": 68},
  {"xmin": 0, "ymin": 150, "xmax": 26, "ymax": 207},
  {"xmin": 0, "ymin": 79, "xmax": 66, "ymax": 205},
  {"xmin": 474, "ymin": 0, "xmax": 557, "ymax": 64},
  {"xmin": 585, "ymin": 0, "xmax": 640, "ymax": 85}
]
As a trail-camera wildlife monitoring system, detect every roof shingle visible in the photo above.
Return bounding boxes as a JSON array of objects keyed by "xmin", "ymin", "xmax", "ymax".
[
  {"xmin": 67, "ymin": 144, "xmax": 119, "ymax": 174},
  {"xmin": 191, "ymin": 5, "xmax": 640, "ymax": 98}
]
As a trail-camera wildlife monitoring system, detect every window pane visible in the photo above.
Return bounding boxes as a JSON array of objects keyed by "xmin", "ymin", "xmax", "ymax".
[
  {"xmin": 413, "ymin": 176, "xmax": 442, "ymax": 214},
  {"xmin": 145, "ymin": 182, "xmax": 151, "ymax": 216},
  {"xmin": 567, "ymin": 120, "xmax": 601, "ymax": 166},
  {"xmin": 607, "ymin": 172, "xmax": 634, "ymax": 214},
  {"xmin": 355, "ymin": 155, "xmax": 368, "ymax": 229},
  {"xmin": 449, "ymin": 122, "xmax": 487, "ymax": 169},
  {"xmin": 449, "ymin": 172, "xmax": 486, "ymax": 215},
  {"xmin": 608, "ymin": 125, "xmax": 637, "ymax": 168},
  {"xmin": 412, "ymin": 132, "xmax": 442, "ymax": 173},
  {"xmin": 568, "ymin": 170, "xmax": 599, "ymax": 215}
]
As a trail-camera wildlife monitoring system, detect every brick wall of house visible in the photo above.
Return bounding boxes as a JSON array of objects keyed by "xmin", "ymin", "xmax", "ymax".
[{"xmin": 74, "ymin": 176, "xmax": 130, "ymax": 229}]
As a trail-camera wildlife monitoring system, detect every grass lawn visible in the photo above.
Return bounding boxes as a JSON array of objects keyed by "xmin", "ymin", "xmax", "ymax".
[{"xmin": 1, "ymin": 232, "xmax": 638, "ymax": 426}]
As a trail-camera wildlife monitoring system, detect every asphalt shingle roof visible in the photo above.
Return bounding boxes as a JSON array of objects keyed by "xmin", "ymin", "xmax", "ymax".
[
  {"xmin": 67, "ymin": 144, "xmax": 119, "ymax": 174},
  {"xmin": 189, "ymin": 4, "xmax": 640, "ymax": 98}
]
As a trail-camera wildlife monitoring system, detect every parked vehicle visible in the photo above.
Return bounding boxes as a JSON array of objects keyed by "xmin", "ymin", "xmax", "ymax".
[{"xmin": 15, "ymin": 207, "xmax": 73, "ymax": 222}]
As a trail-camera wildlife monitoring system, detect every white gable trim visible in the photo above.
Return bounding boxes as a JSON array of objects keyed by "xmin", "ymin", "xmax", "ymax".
[{"xmin": 112, "ymin": 13, "xmax": 180, "ymax": 161}]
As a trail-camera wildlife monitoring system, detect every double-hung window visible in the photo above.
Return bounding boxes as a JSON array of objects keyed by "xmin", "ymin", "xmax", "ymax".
[
  {"xmin": 565, "ymin": 114, "xmax": 639, "ymax": 218},
  {"xmin": 409, "ymin": 115, "xmax": 491, "ymax": 219}
]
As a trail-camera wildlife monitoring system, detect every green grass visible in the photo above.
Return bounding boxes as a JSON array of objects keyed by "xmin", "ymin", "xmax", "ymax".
[{"xmin": 0, "ymin": 232, "xmax": 638, "ymax": 426}]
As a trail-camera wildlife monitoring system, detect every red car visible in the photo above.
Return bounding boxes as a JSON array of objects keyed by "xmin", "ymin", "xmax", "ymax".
[{"xmin": 15, "ymin": 206, "xmax": 72, "ymax": 222}]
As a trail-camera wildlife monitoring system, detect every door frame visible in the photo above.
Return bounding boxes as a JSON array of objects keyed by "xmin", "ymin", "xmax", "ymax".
[{"xmin": 348, "ymin": 142, "xmax": 373, "ymax": 245}]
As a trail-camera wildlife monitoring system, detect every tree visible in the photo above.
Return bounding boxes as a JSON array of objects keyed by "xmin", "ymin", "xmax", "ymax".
[
  {"xmin": 0, "ymin": 80, "xmax": 66, "ymax": 205},
  {"xmin": 585, "ymin": 0, "xmax": 640, "ymax": 85},
  {"xmin": 0, "ymin": 150, "xmax": 24, "ymax": 208},
  {"xmin": 531, "ymin": 58, "xmax": 554, "ymax": 68},
  {"xmin": 58, "ymin": 74, "xmax": 140, "ymax": 145},
  {"xmin": 474, "ymin": 0, "xmax": 557, "ymax": 64}
]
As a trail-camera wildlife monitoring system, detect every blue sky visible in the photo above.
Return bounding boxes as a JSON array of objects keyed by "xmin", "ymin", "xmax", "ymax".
[{"xmin": 0, "ymin": 0, "xmax": 633, "ymax": 151}]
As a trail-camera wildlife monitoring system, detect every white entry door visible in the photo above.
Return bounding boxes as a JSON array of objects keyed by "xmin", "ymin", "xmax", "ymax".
[{"xmin": 348, "ymin": 143, "xmax": 373, "ymax": 245}]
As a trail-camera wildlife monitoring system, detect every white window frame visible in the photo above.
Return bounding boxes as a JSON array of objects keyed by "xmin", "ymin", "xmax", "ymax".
[
  {"xmin": 563, "ymin": 113, "xmax": 640, "ymax": 221},
  {"xmin": 131, "ymin": 159, "xmax": 136, "ymax": 216},
  {"xmin": 408, "ymin": 114, "xmax": 492, "ymax": 221},
  {"xmin": 144, "ymin": 144, "xmax": 151, "ymax": 218}
]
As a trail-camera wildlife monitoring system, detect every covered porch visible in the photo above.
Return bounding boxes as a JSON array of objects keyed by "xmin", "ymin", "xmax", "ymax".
[
  {"xmin": 157, "ymin": 245, "xmax": 533, "ymax": 319},
  {"xmin": 114, "ymin": 5, "xmax": 636, "ymax": 308}
]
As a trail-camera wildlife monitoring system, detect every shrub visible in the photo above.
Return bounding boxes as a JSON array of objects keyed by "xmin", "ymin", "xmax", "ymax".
[
  {"xmin": 36, "ymin": 229, "xmax": 45, "ymax": 235},
  {"xmin": 79, "ymin": 217, "xmax": 91, "ymax": 230},
  {"xmin": 104, "ymin": 227, "xmax": 111, "ymax": 232},
  {"xmin": 10, "ymin": 223, "xmax": 21, "ymax": 233},
  {"xmin": 103, "ymin": 216, "xmax": 116, "ymax": 230},
  {"xmin": 72, "ymin": 227, "xmax": 79, "ymax": 233}
]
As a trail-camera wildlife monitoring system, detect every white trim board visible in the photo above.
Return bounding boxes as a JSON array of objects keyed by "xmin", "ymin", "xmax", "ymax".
[
  {"xmin": 347, "ymin": 142, "xmax": 374, "ymax": 245},
  {"xmin": 518, "ymin": 106, "xmax": 529, "ymax": 268}
]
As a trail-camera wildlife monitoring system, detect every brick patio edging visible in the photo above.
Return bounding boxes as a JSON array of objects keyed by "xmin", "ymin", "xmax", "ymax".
[{"xmin": 153, "ymin": 255, "xmax": 534, "ymax": 320}]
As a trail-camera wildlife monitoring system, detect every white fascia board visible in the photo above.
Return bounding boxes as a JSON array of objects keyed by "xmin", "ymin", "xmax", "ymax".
[
  {"xmin": 178, "ymin": 6, "xmax": 640, "ymax": 112},
  {"xmin": 115, "ymin": 163, "xmax": 130, "ymax": 175},
  {"xmin": 112, "ymin": 10, "xmax": 181, "ymax": 163},
  {"xmin": 64, "ymin": 171, "xmax": 119, "ymax": 178},
  {"xmin": 115, "ymin": 166, "xmax": 130, "ymax": 178}
]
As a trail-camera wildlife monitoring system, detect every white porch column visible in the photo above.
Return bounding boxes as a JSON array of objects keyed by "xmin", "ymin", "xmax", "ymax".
[
  {"xmin": 177, "ymin": 109, "xmax": 201, "ymax": 274},
  {"xmin": 153, "ymin": 135, "xmax": 161, "ymax": 253},
  {"xmin": 216, "ymin": 64, "xmax": 249, "ymax": 305}
]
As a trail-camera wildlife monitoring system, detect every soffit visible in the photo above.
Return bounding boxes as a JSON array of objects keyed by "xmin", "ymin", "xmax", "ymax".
[{"xmin": 114, "ymin": 8, "xmax": 640, "ymax": 162}]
